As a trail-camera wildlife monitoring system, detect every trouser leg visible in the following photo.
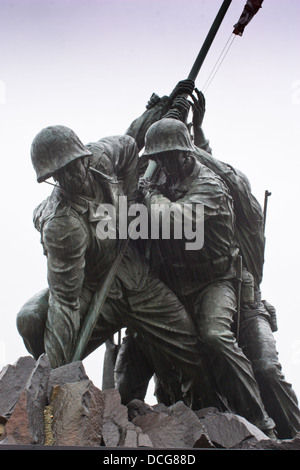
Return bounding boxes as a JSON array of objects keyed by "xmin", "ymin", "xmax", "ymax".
[
  {"xmin": 239, "ymin": 310, "xmax": 300, "ymax": 439},
  {"xmin": 192, "ymin": 280, "xmax": 275, "ymax": 433},
  {"xmin": 16, "ymin": 287, "xmax": 122, "ymax": 363},
  {"xmin": 102, "ymin": 337, "xmax": 121, "ymax": 390},
  {"xmin": 113, "ymin": 332, "xmax": 189, "ymax": 407},
  {"xmin": 121, "ymin": 275, "xmax": 204, "ymax": 408},
  {"xmin": 17, "ymin": 277, "xmax": 202, "ymax": 408},
  {"xmin": 80, "ymin": 274, "xmax": 203, "ymax": 407},
  {"xmin": 114, "ymin": 333, "xmax": 154, "ymax": 405},
  {"xmin": 16, "ymin": 289, "xmax": 48, "ymax": 359}
]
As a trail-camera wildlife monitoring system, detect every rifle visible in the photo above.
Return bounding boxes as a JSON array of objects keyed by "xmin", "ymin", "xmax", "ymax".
[
  {"xmin": 263, "ymin": 190, "xmax": 272, "ymax": 238},
  {"xmin": 72, "ymin": 0, "xmax": 233, "ymax": 363},
  {"xmin": 235, "ymin": 190, "xmax": 271, "ymax": 344},
  {"xmin": 72, "ymin": 239, "xmax": 129, "ymax": 362},
  {"xmin": 235, "ymin": 255, "xmax": 243, "ymax": 343}
]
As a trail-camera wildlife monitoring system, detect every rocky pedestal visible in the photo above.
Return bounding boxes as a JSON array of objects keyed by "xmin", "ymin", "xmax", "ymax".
[{"xmin": 0, "ymin": 355, "xmax": 299, "ymax": 450}]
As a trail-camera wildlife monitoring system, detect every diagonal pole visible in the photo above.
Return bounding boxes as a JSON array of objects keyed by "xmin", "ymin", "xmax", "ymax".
[
  {"xmin": 144, "ymin": 0, "xmax": 232, "ymax": 180},
  {"xmin": 188, "ymin": 0, "xmax": 232, "ymax": 81}
]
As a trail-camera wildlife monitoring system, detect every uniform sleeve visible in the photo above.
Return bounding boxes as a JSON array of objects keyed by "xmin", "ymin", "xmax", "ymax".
[
  {"xmin": 42, "ymin": 216, "xmax": 88, "ymax": 367},
  {"xmin": 90, "ymin": 135, "xmax": 140, "ymax": 204},
  {"xmin": 125, "ymin": 96, "xmax": 170, "ymax": 151},
  {"xmin": 193, "ymin": 126, "xmax": 213, "ymax": 155},
  {"xmin": 115, "ymin": 135, "xmax": 140, "ymax": 203},
  {"xmin": 145, "ymin": 173, "xmax": 225, "ymax": 229}
]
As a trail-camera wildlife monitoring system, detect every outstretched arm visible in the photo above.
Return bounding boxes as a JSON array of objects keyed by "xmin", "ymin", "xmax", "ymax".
[
  {"xmin": 125, "ymin": 79, "xmax": 195, "ymax": 151},
  {"xmin": 190, "ymin": 89, "xmax": 212, "ymax": 154}
]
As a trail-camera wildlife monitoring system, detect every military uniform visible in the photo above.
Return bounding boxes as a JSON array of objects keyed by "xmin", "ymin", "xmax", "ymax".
[
  {"xmin": 124, "ymin": 92, "xmax": 300, "ymax": 437},
  {"xmin": 190, "ymin": 143, "xmax": 300, "ymax": 439},
  {"xmin": 17, "ymin": 129, "xmax": 203, "ymax": 405}
]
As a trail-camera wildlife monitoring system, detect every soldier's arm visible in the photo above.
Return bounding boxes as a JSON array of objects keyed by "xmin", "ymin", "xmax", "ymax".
[
  {"xmin": 125, "ymin": 80, "xmax": 195, "ymax": 151},
  {"xmin": 42, "ymin": 215, "xmax": 88, "ymax": 367},
  {"xmin": 115, "ymin": 135, "xmax": 140, "ymax": 204},
  {"xmin": 193, "ymin": 127, "xmax": 212, "ymax": 154},
  {"xmin": 190, "ymin": 88, "xmax": 212, "ymax": 154},
  {"xmin": 144, "ymin": 171, "xmax": 225, "ymax": 232},
  {"xmin": 125, "ymin": 95, "xmax": 170, "ymax": 151}
]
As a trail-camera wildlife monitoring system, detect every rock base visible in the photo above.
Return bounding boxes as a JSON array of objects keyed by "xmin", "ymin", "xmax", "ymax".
[{"xmin": 0, "ymin": 355, "xmax": 300, "ymax": 450}]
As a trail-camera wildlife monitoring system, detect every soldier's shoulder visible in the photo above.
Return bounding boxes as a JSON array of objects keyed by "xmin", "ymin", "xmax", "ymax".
[
  {"xmin": 33, "ymin": 191, "xmax": 80, "ymax": 233},
  {"xmin": 87, "ymin": 134, "xmax": 136, "ymax": 153},
  {"xmin": 193, "ymin": 159, "xmax": 231, "ymax": 202},
  {"xmin": 33, "ymin": 197, "xmax": 51, "ymax": 232},
  {"xmin": 196, "ymin": 159, "xmax": 224, "ymax": 185}
]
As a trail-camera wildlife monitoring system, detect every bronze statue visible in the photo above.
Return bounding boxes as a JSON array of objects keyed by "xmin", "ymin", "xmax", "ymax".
[
  {"xmin": 16, "ymin": 75, "xmax": 299, "ymax": 439},
  {"xmin": 16, "ymin": 122, "xmax": 208, "ymax": 408}
]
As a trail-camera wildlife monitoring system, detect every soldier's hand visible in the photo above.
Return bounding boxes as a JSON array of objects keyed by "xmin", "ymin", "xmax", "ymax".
[
  {"xmin": 164, "ymin": 96, "xmax": 192, "ymax": 123},
  {"xmin": 138, "ymin": 174, "xmax": 168, "ymax": 201},
  {"xmin": 191, "ymin": 88, "xmax": 206, "ymax": 128},
  {"xmin": 146, "ymin": 93, "xmax": 161, "ymax": 110},
  {"xmin": 137, "ymin": 177, "xmax": 153, "ymax": 202},
  {"xmin": 169, "ymin": 79, "xmax": 195, "ymax": 102}
]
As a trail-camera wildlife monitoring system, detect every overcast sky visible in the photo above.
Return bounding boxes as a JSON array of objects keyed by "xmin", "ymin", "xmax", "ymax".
[{"xmin": 0, "ymin": 0, "xmax": 299, "ymax": 406}]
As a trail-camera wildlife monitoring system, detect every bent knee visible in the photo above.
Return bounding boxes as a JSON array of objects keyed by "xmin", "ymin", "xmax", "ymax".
[
  {"xmin": 253, "ymin": 360, "xmax": 280, "ymax": 383},
  {"xmin": 200, "ymin": 328, "xmax": 230, "ymax": 354},
  {"xmin": 16, "ymin": 289, "xmax": 48, "ymax": 348}
]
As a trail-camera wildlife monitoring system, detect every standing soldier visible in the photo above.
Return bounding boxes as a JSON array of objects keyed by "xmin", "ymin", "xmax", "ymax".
[
  {"xmin": 190, "ymin": 89, "xmax": 300, "ymax": 439},
  {"xmin": 135, "ymin": 116, "xmax": 275, "ymax": 436}
]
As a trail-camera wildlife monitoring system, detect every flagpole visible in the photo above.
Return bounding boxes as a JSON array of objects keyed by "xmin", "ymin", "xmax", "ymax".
[{"xmin": 188, "ymin": 0, "xmax": 232, "ymax": 81}]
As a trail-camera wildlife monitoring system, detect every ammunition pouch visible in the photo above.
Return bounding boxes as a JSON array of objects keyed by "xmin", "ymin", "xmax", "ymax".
[
  {"xmin": 262, "ymin": 300, "xmax": 278, "ymax": 332},
  {"xmin": 241, "ymin": 269, "xmax": 255, "ymax": 304}
]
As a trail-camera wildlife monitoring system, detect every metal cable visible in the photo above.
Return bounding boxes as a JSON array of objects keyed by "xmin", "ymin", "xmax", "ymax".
[{"xmin": 202, "ymin": 33, "xmax": 236, "ymax": 92}]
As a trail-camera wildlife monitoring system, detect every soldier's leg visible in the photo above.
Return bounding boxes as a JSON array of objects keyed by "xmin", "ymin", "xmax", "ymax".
[
  {"xmin": 239, "ymin": 308, "xmax": 300, "ymax": 439},
  {"xmin": 16, "ymin": 286, "xmax": 120, "ymax": 364},
  {"xmin": 16, "ymin": 289, "xmax": 49, "ymax": 359},
  {"xmin": 80, "ymin": 288, "xmax": 181, "ymax": 405},
  {"xmin": 114, "ymin": 332, "xmax": 155, "ymax": 405},
  {"xmin": 123, "ymin": 274, "xmax": 209, "ymax": 409},
  {"xmin": 80, "ymin": 293, "xmax": 127, "ymax": 359},
  {"xmin": 193, "ymin": 280, "xmax": 275, "ymax": 434}
]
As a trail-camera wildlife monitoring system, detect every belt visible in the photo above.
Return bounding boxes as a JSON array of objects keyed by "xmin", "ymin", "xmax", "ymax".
[{"xmin": 170, "ymin": 250, "xmax": 237, "ymax": 282}]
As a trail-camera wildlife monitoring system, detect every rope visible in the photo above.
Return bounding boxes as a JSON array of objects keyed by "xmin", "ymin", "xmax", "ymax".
[{"xmin": 202, "ymin": 33, "xmax": 236, "ymax": 93}]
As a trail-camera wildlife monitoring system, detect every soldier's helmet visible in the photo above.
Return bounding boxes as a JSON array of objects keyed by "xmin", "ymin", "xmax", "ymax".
[
  {"xmin": 31, "ymin": 125, "xmax": 92, "ymax": 183},
  {"xmin": 142, "ymin": 118, "xmax": 195, "ymax": 158}
]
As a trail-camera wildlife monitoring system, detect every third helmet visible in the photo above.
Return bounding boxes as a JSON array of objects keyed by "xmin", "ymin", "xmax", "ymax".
[{"xmin": 142, "ymin": 118, "xmax": 195, "ymax": 158}]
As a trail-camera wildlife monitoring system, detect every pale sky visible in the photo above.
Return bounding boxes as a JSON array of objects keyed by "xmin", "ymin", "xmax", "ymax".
[{"xmin": 0, "ymin": 0, "xmax": 299, "ymax": 406}]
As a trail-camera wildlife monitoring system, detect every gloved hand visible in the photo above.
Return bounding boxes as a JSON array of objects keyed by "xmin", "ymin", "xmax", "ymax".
[
  {"xmin": 191, "ymin": 88, "xmax": 206, "ymax": 128},
  {"xmin": 137, "ymin": 177, "xmax": 160, "ymax": 202},
  {"xmin": 137, "ymin": 172, "xmax": 169, "ymax": 202},
  {"xmin": 146, "ymin": 93, "xmax": 161, "ymax": 110},
  {"xmin": 164, "ymin": 96, "xmax": 192, "ymax": 123},
  {"xmin": 169, "ymin": 79, "xmax": 195, "ymax": 103}
]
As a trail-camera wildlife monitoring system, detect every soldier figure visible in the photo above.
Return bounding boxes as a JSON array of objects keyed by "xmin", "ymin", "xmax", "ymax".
[
  {"xmin": 16, "ymin": 124, "xmax": 206, "ymax": 407},
  {"xmin": 116, "ymin": 85, "xmax": 300, "ymax": 439},
  {"xmin": 190, "ymin": 91, "xmax": 300, "ymax": 439},
  {"xmin": 118, "ymin": 114, "xmax": 275, "ymax": 436}
]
